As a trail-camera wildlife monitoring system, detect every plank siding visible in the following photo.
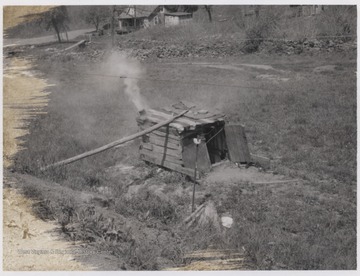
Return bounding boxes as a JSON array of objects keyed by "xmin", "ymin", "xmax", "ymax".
[
  {"xmin": 148, "ymin": 134, "xmax": 181, "ymax": 149},
  {"xmin": 141, "ymin": 143, "xmax": 182, "ymax": 159},
  {"xmin": 150, "ymin": 130, "xmax": 180, "ymax": 141},
  {"xmin": 140, "ymin": 148, "xmax": 183, "ymax": 165},
  {"xmin": 141, "ymin": 154, "xmax": 197, "ymax": 177}
]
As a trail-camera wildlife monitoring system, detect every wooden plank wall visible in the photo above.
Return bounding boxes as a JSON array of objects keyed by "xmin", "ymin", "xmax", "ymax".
[
  {"xmin": 224, "ymin": 124, "xmax": 251, "ymax": 163},
  {"xmin": 138, "ymin": 123, "xmax": 190, "ymax": 174}
]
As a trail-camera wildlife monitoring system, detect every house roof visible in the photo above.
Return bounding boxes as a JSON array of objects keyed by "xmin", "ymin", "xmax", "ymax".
[
  {"xmin": 143, "ymin": 101, "xmax": 225, "ymax": 133},
  {"xmin": 119, "ymin": 5, "xmax": 159, "ymax": 19},
  {"xmin": 164, "ymin": 12, "xmax": 192, "ymax": 16}
]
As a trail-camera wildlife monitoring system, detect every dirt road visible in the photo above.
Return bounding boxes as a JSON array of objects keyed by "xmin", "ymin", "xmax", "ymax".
[
  {"xmin": 3, "ymin": 28, "xmax": 94, "ymax": 47},
  {"xmin": 3, "ymin": 180, "xmax": 90, "ymax": 271}
]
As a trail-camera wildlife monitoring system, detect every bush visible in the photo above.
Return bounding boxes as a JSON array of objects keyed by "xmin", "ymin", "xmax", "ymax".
[
  {"xmin": 115, "ymin": 187, "xmax": 178, "ymax": 224},
  {"xmin": 243, "ymin": 7, "xmax": 282, "ymax": 53},
  {"xmin": 315, "ymin": 6, "xmax": 357, "ymax": 38}
]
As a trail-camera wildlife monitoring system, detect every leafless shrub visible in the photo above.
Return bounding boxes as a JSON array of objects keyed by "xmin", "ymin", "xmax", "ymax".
[
  {"xmin": 316, "ymin": 6, "xmax": 356, "ymax": 38},
  {"xmin": 243, "ymin": 7, "xmax": 282, "ymax": 53}
]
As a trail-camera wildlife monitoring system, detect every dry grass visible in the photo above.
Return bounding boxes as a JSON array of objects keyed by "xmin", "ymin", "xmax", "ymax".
[{"xmin": 207, "ymin": 181, "xmax": 356, "ymax": 269}]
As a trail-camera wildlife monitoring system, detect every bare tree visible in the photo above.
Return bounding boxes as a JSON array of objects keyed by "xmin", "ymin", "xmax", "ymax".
[
  {"xmin": 204, "ymin": 5, "xmax": 213, "ymax": 22},
  {"xmin": 182, "ymin": 5, "xmax": 199, "ymax": 14},
  {"xmin": 83, "ymin": 6, "xmax": 111, "ymax": 31},
  {"xmin": 30, "ymin": 6, "xmax": 70, "ymax": 43}
]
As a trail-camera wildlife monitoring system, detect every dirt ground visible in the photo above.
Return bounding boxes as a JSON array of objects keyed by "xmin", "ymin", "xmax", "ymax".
[{"xmin": 3, "ymin": 183, "xmax": 89, "ymax": 271}]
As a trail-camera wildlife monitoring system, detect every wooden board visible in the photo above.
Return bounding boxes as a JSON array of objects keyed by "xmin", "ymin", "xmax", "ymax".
[
  {"xmin": 154, "ymin": 126, "xmax": 179, "ymax": 136},
  {"xmin": 140, "ymin": 148, "xmax": 183, "ymax": 165},
  {"xmin": 141, "ymin": 143, "xmax": 182, "ymax": 159},
  {"xmin": 149, "ymin": 135, "xmax": 181, "ymax": 152},
  {"xmin": 225, "ymin": 124, "xmax": 251, "ymax": 163},
  {"xmin": 182, "ymin": 138, "xmax": 211, "ymax": 173},
  {"xmin": 150, "ymin": 130, "xmax": 180, "ymax": 141},
  {"xmin": 148, "ymin": 134, "xmax": 181, "ymax": 149},
  {"xmin": 141, "ymin": 153, "xmax": 198, "ymax": 177}
]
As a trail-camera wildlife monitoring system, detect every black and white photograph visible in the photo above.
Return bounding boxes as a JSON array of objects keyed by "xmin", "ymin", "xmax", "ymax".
[{"xmin": 2, "ymin": 2, "xmax": 357, "ymax": 272}]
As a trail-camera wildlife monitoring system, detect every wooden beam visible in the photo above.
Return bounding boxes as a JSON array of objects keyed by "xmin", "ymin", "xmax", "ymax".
[
  {"xmin": 41, "ymin": 109, "xmax": 190, "ymax": 170},
  {"xmin": 184, "ymin": 203, "xmax": 206, "ymax": 225},
  {"xmin": 252, "ymin": 179, "xmax": 299, "ymax": 185},
  {"xmin": 62, "ymin": 40, "xmax": 86, "ymax": 51}
]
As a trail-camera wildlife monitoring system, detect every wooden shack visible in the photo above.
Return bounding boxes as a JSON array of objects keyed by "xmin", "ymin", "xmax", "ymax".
[{"xmin": 136, "ymin": 101, "xmax": 252, "ymax": 177}]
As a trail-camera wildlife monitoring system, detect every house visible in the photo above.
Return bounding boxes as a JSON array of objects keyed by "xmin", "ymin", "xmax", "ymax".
[
  {"xmin": 117, "ymin": 5, "xmax": 193, "ymax": 33},
  {"xmin": 164, "ymin": 12, "xmax": 193, "ymax": 26},
  {"xmin": 136, "ymin": 101, "xmax": 252, "ymax": 177}
]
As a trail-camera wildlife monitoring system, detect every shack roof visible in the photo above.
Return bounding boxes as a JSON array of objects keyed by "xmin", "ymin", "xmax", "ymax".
[
  {"xmin": 144, "ymin": 101, "xmax": 225, "ymax": 133},
  {"xmin": 119, "ymin": 5, "xmax": 159, "ymax": 19}
]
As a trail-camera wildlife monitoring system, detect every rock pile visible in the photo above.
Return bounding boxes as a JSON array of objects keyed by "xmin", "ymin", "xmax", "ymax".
[
  {"xmin": 259, "ymin": 38, "xmax": 357, "ymax": 55},
  {"xmin": 25, "ymin": 36, "xmax": 356, "ymax": 63},
  {"xmin": 118, "ymin": 38, "xmax": 245, "ymax": 60},
  {"xmin": 118, "ymin": 37, "xmax": 356, "ymax": 60}
]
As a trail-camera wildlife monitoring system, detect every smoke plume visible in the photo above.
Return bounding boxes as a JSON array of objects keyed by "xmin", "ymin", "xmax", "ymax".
[{"xmin": 103, "ymin": 52, "xmax": 148, "ymax": 112}]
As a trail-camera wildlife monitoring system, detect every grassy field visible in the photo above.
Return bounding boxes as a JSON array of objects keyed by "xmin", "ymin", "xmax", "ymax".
[{"xmin": 8, "ymin": 39, "xmax": 356, "ymax": 270}]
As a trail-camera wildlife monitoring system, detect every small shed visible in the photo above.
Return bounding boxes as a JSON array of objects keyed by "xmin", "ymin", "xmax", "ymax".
[{"xmin": 136, "ymin": 101, "xmax": 251, "ymax": 177}]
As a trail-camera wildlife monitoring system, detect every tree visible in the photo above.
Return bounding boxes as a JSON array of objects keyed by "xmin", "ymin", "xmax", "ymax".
[
  {"xmin": 31, "ymin": 6, "xmax": 70, "ymax": 43},
  {"xmin": 182, "ymin": 6, "xmax": 199, "ymax": 14},
  {"xmin": 83, "ymin": 6, "xmax": 111, "ymax": 32},
  {"xmin": 164, "ymin": 5, "xmax": 180, "ymax": 13},
  {"xmin": 204, "ymin": 5, "xmax": 213, "ymax": 22}
]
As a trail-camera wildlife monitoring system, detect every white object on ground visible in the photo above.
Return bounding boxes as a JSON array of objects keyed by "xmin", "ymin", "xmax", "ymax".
[{"xmin": 221, "ymin": 216, "xmax": 233, "ymax": 228}]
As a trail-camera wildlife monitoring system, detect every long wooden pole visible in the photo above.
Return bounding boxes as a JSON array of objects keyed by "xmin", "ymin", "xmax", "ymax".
[
  {"xmin": 41, "ymin": 109, "xmax": 190, "ymax": 171},
  {"xmin": 62, "ymin": 40, "xmax": 86, "ymax": 52},
  {"xmin": 191, "ymin": 143, "xmax": 199, "ymax": 212}
]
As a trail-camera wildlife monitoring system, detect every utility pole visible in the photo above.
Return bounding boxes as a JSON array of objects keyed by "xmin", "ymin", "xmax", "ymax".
[{"xmin": 134, "ymin": 6, "xmax": 137, "ymax": 29}]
